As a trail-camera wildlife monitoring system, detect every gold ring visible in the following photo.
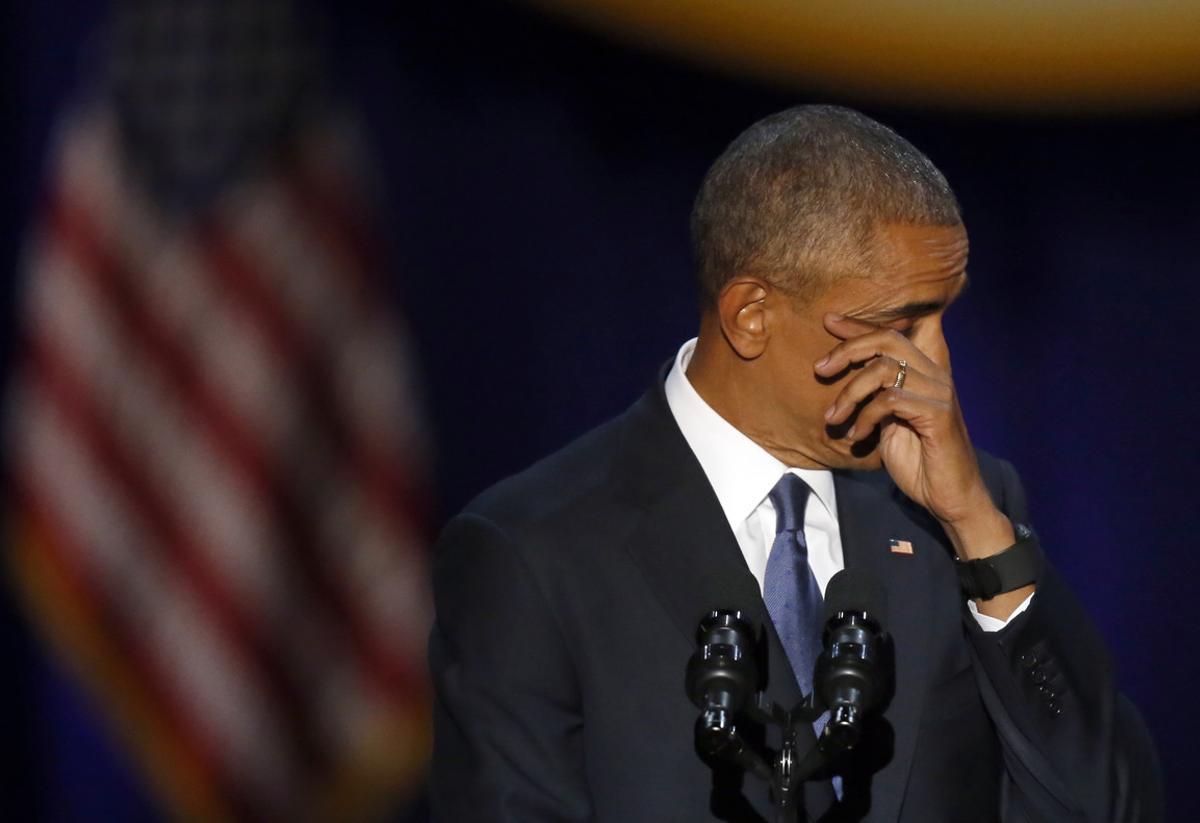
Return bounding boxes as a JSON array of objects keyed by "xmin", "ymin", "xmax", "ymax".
[{"xmin": 892, "ymin": 359, "xmax": 908, "ymax": 389}]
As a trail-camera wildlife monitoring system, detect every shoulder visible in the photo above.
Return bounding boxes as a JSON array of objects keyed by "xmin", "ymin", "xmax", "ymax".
[
  {"xmin": 431, "ymin": 392, "xmax": 660, "ymax": 624},
  {"xmin": 446, "ymin": 389, "xmax": 656, "ymax": 561},
  {"xmin": 466, "ymin": 414, "xmax": 625, "ymax": 524}
]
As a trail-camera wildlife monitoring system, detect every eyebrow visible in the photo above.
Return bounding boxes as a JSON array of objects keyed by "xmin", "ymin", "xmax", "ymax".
[{"xmin": 861, "ymin": 272, "xmax": 970, "ymax": 322}]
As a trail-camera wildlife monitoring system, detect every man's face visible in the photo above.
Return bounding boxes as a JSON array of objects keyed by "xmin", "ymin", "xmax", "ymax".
[{"xmin": 764, "ymin": 222, "xmax": 970, "ymax": 470}]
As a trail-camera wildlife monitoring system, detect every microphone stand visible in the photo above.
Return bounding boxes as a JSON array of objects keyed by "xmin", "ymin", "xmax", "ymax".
[
  {"xmin": 694, "ymin": 689, "xmax": 835, "ymax": 823},
  {"xmin": 692, "ymin": 579, "xmax": 889, "ymax": 821}
]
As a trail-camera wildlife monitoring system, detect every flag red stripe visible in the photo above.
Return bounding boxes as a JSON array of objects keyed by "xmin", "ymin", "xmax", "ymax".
[
  {"xmin": 198, "ymin": 222, "xmax": 427, "ymax": 682},
  {"xmin": 11, "ymin": 476, "xmax": 225, "ymax": 795},
  {"xmin": 278, "ymin": 170, "xmax": 432, "ymax": 534},
  {"xmin": 281, "ymin": 165, "xmax": 375, "ymax": 298},
  {"xmin": 40, "ymin": 196, "xmax": 410, "ymax": 713},
  {"xmin": 50, "ymin": 193, "xmax": 423, "ymax": 693},
  {"xmin": 15, "ymin": 104, "xmax": 431, "ymax": 819},
  {"xmin": 25, "ymin": 332, "xmax": 328, "ymax": 784},
  {"xmin": 37, "ymin": 201, "xmax": 352, "ymax": 767},
  {"xmin": 199, "ymin": 205, "xmax": 426, "ymax": 538}
]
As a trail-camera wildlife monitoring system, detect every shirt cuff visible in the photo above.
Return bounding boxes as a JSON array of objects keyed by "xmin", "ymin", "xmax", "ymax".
[{"xmin": 967, "ymin": 591, "xmax": 1035, "ymax": 632}]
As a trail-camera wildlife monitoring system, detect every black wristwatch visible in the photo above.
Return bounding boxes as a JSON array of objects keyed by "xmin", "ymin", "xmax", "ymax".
[{"xmin": 954, "ymin": 521, "xmax": 1042, "ymax": 600}]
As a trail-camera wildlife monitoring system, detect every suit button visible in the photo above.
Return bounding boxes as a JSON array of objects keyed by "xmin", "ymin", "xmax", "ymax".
[
  {"xmin": 1031, "ymin": 667, "xmax": 1049, "ymax": 684},
  {"xmin": 1046, "ymin": 700, "xmax": 1062, "ymax": 716},
  {"xmin": 1019, "ymin": 651, "xmax": 1038, "ymax": 669}
]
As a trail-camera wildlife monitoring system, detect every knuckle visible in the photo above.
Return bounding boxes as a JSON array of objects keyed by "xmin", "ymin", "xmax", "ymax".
[{"xmin": 870, "ymin": 357, "xmax": 894, "ymax": 377}]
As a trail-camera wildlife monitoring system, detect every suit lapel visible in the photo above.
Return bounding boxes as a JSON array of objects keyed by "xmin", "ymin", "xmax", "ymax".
[
  {"xmin": 617, "ymin": 383, "xmax": 804, "ymax": 717},
  {"xmin": 834, "ymin": 469, "xmax": 938, "ymax": 823},
  {"xmin": 618, "ymin": 379, "xmax": 840, "ymax": 815}
]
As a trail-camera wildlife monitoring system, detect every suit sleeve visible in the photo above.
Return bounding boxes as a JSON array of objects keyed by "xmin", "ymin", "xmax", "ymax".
[
  {"xmin": 428, "ymin": 513, "xmax": 593, "ymax": 822},
  {"xmin": 964, "ymin": 459, "xmax": 1163, "ymax": 823}
]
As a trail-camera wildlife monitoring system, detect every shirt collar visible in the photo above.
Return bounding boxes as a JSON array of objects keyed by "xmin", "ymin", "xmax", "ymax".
[{"xmin": 664, "ymin": 338, "xmax": 838, "ymax": 531}]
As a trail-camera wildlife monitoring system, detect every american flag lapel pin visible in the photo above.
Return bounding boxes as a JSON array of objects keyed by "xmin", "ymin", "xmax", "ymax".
[{"xmin": 889, "ymin": 538, "xmax": 915, "ymax": 555}]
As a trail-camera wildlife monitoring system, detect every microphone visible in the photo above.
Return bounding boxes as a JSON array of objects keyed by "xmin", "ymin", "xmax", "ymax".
[
  {"xmin": 685, "ymin": 610, "xmax": 771, "ymax": 778},
  {"xmin": 685, "ymin": 610, "xmax": 757, "ymax": 742},
  {"xmin": 814, "ymin": 569, "xmax": 889, "ymax": 753}
]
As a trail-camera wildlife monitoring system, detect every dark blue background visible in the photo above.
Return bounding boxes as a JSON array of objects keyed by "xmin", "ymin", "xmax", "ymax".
[{"xmin": 4, "ymin": 1, "xmax": 1196, "ymax": 819}]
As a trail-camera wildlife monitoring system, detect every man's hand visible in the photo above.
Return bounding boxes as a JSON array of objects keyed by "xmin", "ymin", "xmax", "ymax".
[
  {"xmin": 813, "ymin": 313, "xmax": 1016, "ymax": 559},
  {"xmin": 814, "ymin": 313, "xmax": 1032, "ymax": 618}
]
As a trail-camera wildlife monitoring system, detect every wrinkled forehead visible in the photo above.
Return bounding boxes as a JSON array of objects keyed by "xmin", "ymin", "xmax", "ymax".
[
  {"xmin": 871, "ymin": 222, "xmax": 969, "ymax": 274},
  {"xmin": 831, "ymin": 223, "xmax": 969, "ymax": 319}
]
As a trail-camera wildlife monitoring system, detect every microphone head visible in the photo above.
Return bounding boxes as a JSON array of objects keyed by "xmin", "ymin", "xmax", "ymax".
[{"xmin": 823, "ymin": 569, "xmax": 888, "ymax": 626}]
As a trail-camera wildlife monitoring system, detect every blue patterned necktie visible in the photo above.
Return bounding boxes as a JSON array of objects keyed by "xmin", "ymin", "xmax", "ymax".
[
  {"xmin": 763, "ymin": 472, "xmax": 842, "ymax": 801},
  {"xmin": 763, "ymin": 472, "xmax": 824, "ymax": 699}
]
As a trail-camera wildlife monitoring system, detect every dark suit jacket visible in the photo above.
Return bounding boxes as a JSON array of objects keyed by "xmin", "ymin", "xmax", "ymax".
[{"xmin": 429, "ymin": 374, "xmax": 1162, "ymax": 822}]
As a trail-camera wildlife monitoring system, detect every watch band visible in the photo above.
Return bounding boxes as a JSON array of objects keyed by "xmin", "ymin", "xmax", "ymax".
[{"xmin": 954, "ymin": 522, "xmax": 1042, "ymax": 600}]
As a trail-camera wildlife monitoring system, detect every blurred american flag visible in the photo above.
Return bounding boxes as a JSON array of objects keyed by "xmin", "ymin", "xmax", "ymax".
[{"xmin": 6, "ymin": 1, "xmax": 431, "ymax": 818}]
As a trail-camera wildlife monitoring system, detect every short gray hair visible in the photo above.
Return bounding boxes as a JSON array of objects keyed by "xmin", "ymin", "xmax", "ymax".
[{"xmin": 690, "ymin": 104, "xmax": 961, "ymax": 304}]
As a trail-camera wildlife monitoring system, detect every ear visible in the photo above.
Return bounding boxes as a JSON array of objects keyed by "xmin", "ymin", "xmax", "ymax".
[{"xmin": 716, "ymin": 277, "xmax": 771, "ymax": 360}]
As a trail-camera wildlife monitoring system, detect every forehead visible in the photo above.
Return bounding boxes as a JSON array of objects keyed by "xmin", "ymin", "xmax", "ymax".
[
  {"xmin": 871, "ymin": 222, "xmax": 968, "ymax": 286},
  {"xmin": 811, "ymin": 222, "xmax": 968, "ymax": 321},
  {"xmin": 831, "ymin": 222, "xmax": 969, "ymax": 313}
]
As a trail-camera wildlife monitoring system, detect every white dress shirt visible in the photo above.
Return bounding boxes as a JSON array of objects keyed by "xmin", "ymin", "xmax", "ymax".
[{"xmin": 663, "ymin": 338, "xmax": 1029, "ymax": 633}]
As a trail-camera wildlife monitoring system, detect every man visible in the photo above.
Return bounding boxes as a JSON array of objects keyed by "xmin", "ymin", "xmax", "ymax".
[{"xmin": 429, "ymin": 106, "xmax": 1161, "ymax": 821}]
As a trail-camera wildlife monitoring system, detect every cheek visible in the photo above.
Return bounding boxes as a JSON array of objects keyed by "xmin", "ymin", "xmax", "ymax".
[
  {"xmin": 807, "ymin": 367, "xmax": 854, "ymax": 421},
  {"xmin": 774, "ymin": 318, "xmax": 846, "ymax": 415},
  {"xmin": 910, "ymin": 319, "xmax": 950, "ymax": 368},
  {"xmin": 771, "ymin": 359, "xmax": 838, "ymax": 427}
]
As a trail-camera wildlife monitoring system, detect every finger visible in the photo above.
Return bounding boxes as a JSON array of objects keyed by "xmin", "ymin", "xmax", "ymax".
[
  {"xmin": 844, "ymin": 387, "xmax": 952, "ymax": 442},
  {"xmin": 821, "ymin": 312, "xmax": 881, "ymax": 339},
  {"xmin": 818, "ymin": 313, "xmax": 938, "ymax": 371},
  {"xmin": 824, "ymin": 356, "xmax": 951, "ymax": 426},
  {"xmin": 815, "ymin": 322, "xmax": 940, "ymax": 379}
]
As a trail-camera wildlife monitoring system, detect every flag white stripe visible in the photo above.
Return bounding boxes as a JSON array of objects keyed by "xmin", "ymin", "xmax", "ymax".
[
  {"xmin": 19, "ymin": 100, "xmax": 431, "ymax": 812},
  {"xmin": 28, "ymin": 237, "xmax": 280, "ymax": 618},
  {"xmin": 29, "ymin": 229, "xmax": 391, "ymax": 754},
  {"xmin": 13, "ymin": 382, "xmax": 299, "ymax": 811},
  {"xmin": 223, "ymin": 157, "xmax": 427, "ymax": 468}
]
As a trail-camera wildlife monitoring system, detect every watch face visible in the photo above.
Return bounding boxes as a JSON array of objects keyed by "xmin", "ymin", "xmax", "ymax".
[{"xmin": 975, "ymin": 562, "xmax": 1004, "ymax": 601}]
